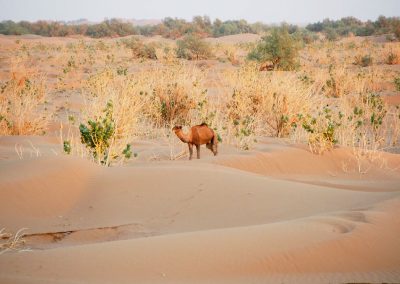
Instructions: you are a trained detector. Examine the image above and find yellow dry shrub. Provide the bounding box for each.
[137,64,209,128]
[223,63,319,149]
[383,43,400,65]
[317,65,384,98]
[0,60,48,135]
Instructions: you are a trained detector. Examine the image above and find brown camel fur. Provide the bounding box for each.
[172,123,218,160]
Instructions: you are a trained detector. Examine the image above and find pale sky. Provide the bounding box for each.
[0,0,398,23]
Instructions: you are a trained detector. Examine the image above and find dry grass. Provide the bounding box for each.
[0,59,48,135]
[139,64,208,128]
[222,63,320,148]
[0,228,29,255]
[2,35,399,167]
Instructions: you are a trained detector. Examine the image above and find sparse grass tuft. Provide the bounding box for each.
[0,228,29,255]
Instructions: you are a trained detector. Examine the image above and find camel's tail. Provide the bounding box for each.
[211,131,218,156]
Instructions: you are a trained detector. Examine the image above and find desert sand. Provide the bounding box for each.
[0,34,400,283]
[0,134,400,284]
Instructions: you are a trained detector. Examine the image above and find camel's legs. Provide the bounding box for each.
[213,144,218,156]
[207,142,217,156]
[196,144,200,159]
[188,143,193,160]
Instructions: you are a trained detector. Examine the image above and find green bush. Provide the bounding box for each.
[79,101,115,165]
[86,19,137,38]
[176,34,213,60]
[325,28,338,41]
[298,106,343,154]
[247,27,300,71]
[122,144,132,159]
[212,19,254,37]
[348,93,387,142]
[63,140,72,154]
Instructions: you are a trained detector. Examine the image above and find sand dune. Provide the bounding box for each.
[0,193,399,283]
[1,135,400,283]
[216,142,400,191]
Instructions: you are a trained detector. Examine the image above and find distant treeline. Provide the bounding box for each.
[306,16,400,39]
[0,15,399,39]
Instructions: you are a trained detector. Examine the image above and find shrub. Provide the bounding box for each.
[63,140,72,154]
[355,26,375,36]
[86,19,137,38]
[146,67,209,127]
[212,19,254,37]
[68,69,144,166]
[226,89,258,150]
[121,37,157,60]
[354,54,373,67]
[386,51,399,65]
[78,101,135,166]
[176,34,213,60]
[0,68,47,135]
[122,144,132,159]
[247,27,300,71]
[344,93,387,147]
[116,66,128,76]
[394,77,400,91]
[325,28,338,41]
[323,65,350,98]
[224,65,317,148]
[151,82,197,126]
[321,65,382,98]
[299,106,343,154]
[364,94,387,141]
[386,34,396,42]
[79,101,116,165]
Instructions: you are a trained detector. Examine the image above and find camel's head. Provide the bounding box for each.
[172,125,182,132]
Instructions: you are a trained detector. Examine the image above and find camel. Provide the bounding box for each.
[172,123,218,160]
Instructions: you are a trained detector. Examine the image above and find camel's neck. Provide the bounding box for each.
[175,130,190,143]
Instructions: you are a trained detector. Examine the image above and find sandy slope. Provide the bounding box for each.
[0,135,400,283]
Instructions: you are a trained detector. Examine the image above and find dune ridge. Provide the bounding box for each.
[1,137,400,283]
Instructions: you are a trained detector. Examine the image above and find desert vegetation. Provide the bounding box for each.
[0,19,399,169]
[0,228,28,255]
[0,60,48,135]
[176,34,213,60]
[1,16,399,40]
[247,26,301,70]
